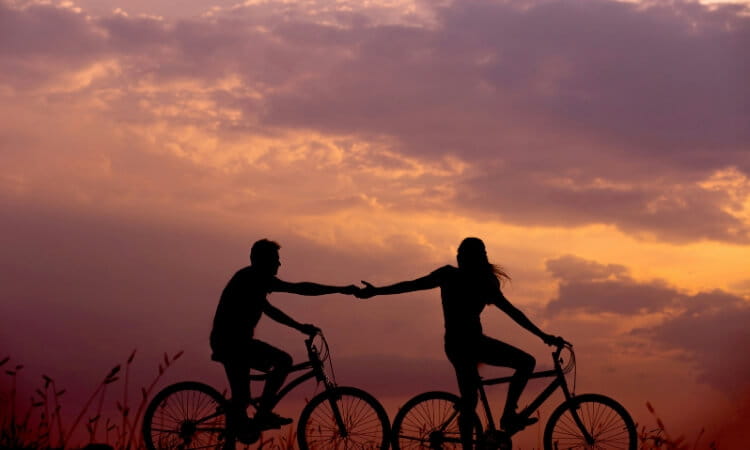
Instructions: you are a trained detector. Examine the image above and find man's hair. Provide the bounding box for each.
[250,239,281,265]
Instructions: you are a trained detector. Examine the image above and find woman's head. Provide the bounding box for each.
[457,237,489,269]
[457,237,511,285]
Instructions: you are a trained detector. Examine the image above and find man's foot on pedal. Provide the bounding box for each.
[227,415,260,444]
[235,424,260,445]
[500,414,538,432]
[255,410,293,429]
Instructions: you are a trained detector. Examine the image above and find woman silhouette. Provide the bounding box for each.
[357,237,565,449]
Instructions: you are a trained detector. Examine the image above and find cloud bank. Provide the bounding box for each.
[2,0,749,244]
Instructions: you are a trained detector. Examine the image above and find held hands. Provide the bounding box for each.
[354,281,377,299]
[341,284,361,296]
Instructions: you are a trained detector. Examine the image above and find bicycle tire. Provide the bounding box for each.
[543,393,636,450]
[297,386,391,450]
[142,381,231,450]
[391,391,483,450]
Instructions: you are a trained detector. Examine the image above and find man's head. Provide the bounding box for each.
[250,239,281,276]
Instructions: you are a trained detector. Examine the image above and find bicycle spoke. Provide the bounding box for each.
[302,391,386,449]
[144,383,228,450]
[393,393,480,450]
[546,395,635,450]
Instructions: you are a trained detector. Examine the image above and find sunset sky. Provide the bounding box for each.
[1,0,749,447]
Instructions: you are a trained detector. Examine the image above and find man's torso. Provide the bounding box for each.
[210,266,277,354]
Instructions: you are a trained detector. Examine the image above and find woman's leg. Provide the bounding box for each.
[478,336,535,425]
[447,344,480,450]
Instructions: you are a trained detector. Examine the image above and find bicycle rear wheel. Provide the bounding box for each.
[391,391,483,450]
[142,381,231,450]
[297,386,390,450]
[543,393,636,450]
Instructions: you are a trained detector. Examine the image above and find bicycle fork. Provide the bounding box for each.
[326,391,350,439]
[558,379,595,446]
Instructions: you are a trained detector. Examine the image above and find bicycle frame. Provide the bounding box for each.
[475,344,593,443]
[477,345,570,432]
[246,334,333,412]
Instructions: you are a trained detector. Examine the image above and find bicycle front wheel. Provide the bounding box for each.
[297,386,390,450]
[391,391,483,450]
[142,381,230,450]
[543,393,636,450]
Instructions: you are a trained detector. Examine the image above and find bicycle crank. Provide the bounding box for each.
[481,430,512,450]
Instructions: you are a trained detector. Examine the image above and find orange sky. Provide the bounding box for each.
[1,0,749,447]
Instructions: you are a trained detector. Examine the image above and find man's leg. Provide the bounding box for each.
[222,359,252,420]
[478,336,536,429]
[247,339,293,425]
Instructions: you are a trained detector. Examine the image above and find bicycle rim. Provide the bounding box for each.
[392,391,482,450]
[543,393,636,450]
[143,382,229,450]
[297,386,390,450]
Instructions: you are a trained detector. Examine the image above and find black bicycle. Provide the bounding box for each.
[391,343,636,450]
[142,331,391,449]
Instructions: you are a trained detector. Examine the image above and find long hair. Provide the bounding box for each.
[457,237,511,287]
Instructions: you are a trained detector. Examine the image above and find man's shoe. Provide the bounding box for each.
[227,414,260,444]
[235,424,260,445]
[500,414,538,432]
[255,410,293,429]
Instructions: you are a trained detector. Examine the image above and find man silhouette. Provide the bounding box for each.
[210,239,358,439]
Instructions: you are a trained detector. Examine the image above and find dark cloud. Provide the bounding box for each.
[458,169,750,244]
[544,254,750,392]
[259,0,750,160]
[545,255,680,314]
[1,0,749,244]
[0,2,103,57]
[635,291,750,393]
[545,254,629,282]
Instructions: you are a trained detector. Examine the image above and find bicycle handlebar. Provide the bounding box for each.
[304,329,323,351]
[552,340,573,360]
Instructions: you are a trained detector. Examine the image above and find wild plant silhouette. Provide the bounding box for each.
[1,350,183,449]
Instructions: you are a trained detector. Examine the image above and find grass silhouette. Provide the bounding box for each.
[637,402,718,450]
[1,353,300,450]
[2,354,724,449]
[1,350,183,449]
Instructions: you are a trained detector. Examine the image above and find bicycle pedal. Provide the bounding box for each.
[233,425,261,445]
[482,430,512,450]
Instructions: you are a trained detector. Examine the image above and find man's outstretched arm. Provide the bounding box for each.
[272,279,358,296]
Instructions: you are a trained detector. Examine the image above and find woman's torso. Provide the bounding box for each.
[433,265,497,346]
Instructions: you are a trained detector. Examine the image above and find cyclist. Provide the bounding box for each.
[356,237,565,450]
[210,239,358,441]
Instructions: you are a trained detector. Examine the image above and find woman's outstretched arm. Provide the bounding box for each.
[356,274,439,298]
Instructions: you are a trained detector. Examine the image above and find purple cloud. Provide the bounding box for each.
[544,254,750,392]
[634,291,750,393]
[545,255,680,315]
[1,0,749,244]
